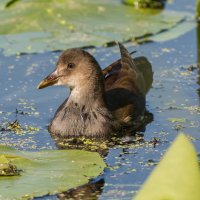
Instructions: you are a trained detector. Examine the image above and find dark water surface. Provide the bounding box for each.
[0,0,199,199]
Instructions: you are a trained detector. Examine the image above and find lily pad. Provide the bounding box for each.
[149,21,196,42]
[134,134,200,200]
[0,145,106,199]
[0,0,194,55]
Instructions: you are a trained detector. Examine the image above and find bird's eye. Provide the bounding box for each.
[68,63,75,69]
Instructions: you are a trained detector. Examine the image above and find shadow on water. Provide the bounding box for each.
[57,178,104,200]
[35,178,105,200]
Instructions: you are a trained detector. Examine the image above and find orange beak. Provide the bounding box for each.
[37,70,59,89]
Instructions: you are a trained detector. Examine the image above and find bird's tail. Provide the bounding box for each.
[118,42,153,96]
[134,56,153,95]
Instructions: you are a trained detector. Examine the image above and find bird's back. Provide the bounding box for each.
[103,44,153,125]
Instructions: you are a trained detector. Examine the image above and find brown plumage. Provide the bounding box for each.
[37,43,153,138]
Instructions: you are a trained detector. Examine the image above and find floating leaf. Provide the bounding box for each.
[149,21,196,42]
[0,0,194,55]
[134,134,200,200]
[0,146,106,199]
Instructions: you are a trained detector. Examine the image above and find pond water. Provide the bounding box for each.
[0,0,199,199]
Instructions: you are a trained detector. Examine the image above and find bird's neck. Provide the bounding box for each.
[68,81,107,109]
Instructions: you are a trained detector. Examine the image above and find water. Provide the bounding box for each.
[0,0,199,199]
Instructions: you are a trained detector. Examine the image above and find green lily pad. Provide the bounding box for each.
[149,21,196,42]
[134,134,200,200]
[0,0,194,55]
[0,145,106,199]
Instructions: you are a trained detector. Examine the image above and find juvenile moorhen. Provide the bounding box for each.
[37,43,153,138]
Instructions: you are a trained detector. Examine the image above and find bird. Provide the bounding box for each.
[37,43,153,138]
